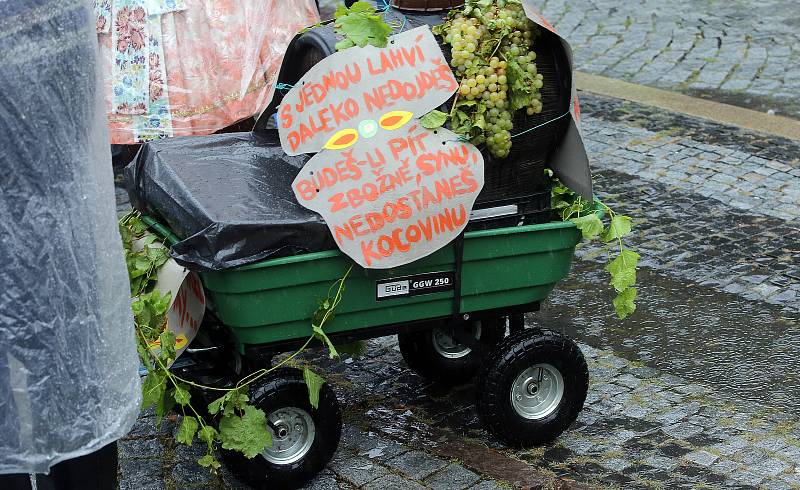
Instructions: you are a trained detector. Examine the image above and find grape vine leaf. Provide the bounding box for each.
[198,426,219,446]
[173,383,191,406]
[176,416,199,445]
[601,215,632,242]
[208,388,250,417]
[335,340,367,358]
[613,287,637,319]
[506,59,534,111]
[303,367,325,409]
[606,248,640,292]
[224,388,250,417]
[313,324,339,359]
[142,234,157,246]
[207,393,227,415]
[198,454,221,471]
[420,110,448,129]
[155,384,176,426]
[334,1,392,50]
[570,214,604,240]
[158,330,177,364]
[140,370,166,410]
[219,405,272,459]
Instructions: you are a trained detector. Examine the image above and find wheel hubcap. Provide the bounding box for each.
[431,323,482,359]
[510,364,564,419]
[261,407,315,465]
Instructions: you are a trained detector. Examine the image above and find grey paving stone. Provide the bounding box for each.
[615,374,643,389]
[711,437,750,456]
[363,474,427,490]
[172,441,207,462]
[302,469,352,490]
[684,450,719,467]
[754,436,790,452]
[780,473,800,487]
[384,450,449,480]
[423,463,481,490]
[644,453,680,472]
[749,457,792,478]
[330,455,389,486]
[126,415,176,437]
[118,458,165,490]
[734,469,766,486]
[622,405,653,419]
[762,478,794,490]
[467,481,504,490]
[118,438,165,459]
[674,384,711,396]
[171,458,216,486]
[661,423,703,439]
[338,426,409,462]
[598,458,633,472]
[711,458,744,475]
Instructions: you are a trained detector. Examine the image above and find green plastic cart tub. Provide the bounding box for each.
[144,216,587,349]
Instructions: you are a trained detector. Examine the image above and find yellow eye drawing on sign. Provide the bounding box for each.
[324,128,359,150]
[379,111,413,131]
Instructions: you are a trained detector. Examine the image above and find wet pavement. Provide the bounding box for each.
[318,0,800,118]
[538,0,800,119]
[116,3,800,488]
[117,90,800,489]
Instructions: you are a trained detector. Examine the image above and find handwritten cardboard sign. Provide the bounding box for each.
[294,125,484,268]
[142,245,205,363]
[278,26,458,156]
[279,26,485,269]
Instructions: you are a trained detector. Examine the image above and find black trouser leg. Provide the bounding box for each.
[1,441,120,490]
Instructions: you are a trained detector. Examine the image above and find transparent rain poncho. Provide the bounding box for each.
[0,0,140,474]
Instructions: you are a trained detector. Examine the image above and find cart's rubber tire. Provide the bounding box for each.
[476,328,588,447]
[221,368,341,490]
[398,318,506,386]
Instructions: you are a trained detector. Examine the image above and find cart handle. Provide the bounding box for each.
[141,215,181,247]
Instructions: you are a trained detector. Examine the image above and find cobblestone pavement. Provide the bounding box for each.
[116,90,800,489]
[538,0,800,119]
[580,96,800,310]
[317,0,800,118]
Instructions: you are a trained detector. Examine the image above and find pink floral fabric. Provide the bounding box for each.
[94,0,111,33]
[97,0,319,144]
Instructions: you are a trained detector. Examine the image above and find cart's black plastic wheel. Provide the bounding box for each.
[476,328,588,447]
[221,367,341,490]
[398,318,506,386]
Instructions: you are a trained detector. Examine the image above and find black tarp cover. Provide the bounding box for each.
[126,131,335,271]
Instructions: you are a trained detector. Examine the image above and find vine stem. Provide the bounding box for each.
[448,92,460,120]
[137,329,209,434]
[235,265,351,389]
[139,265,353,396]
[489,34,505,59]
[235,335,314,389]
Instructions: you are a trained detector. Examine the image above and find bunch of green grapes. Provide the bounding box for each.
[440,1,544,158]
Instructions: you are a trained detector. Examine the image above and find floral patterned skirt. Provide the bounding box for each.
[96,0,318,144]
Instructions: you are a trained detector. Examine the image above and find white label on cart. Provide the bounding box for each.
[376,271,454,300]
[376,279,410,299]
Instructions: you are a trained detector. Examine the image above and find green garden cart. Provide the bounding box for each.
[127,3,594,487]
[142,212,592,488]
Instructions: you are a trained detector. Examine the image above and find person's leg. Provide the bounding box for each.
[0,473,32,490]
[43,441,118,490]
